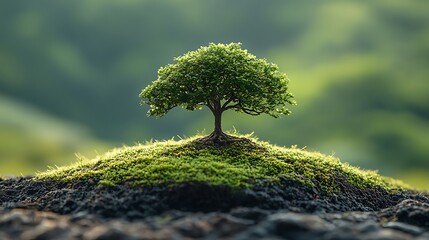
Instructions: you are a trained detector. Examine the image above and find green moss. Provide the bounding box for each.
[36,134,410,192]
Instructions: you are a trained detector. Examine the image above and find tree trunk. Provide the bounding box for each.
[213,110,223,136]
[200,101,234,144]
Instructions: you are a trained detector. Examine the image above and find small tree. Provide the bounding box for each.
[140,43,295,142]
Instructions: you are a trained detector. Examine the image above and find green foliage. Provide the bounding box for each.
[140,43,295,118]
[37,135,410,192]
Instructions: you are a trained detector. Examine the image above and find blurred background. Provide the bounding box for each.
[0,0,428,189]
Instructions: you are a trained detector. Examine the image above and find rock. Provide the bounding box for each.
[83,226,131,240]
[262,212,335,239]
[2,207,429,240]
[208,214,253,237]
[383,222,423,236]
[337,211,376,223]
[357,220,380,233]
[229,207,269,223]
[379,199,429,228]
[416,233,429,240]
[69,211,90,222]
[0,209,34,226]
[21,224,71,240]
[364,229,414,240]
[172,216,213,238]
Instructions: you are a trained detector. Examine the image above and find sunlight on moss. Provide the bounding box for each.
[36,134,411,192]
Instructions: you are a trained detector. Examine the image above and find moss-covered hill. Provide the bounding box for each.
[36,135,409,193]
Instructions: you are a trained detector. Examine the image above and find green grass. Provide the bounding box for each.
[36,134,410,192]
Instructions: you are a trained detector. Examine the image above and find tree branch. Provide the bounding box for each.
[241,107,263,116]
[223,103,240,111]
[221,95,235,110]
[206,100,214,112]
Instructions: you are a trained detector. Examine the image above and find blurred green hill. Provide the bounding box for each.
[0,0,428,189]
[0,95,109,175]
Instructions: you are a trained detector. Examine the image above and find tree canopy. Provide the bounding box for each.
[140,42,295,141]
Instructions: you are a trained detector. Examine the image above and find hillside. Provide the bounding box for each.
[1,135,428,239]
[37,135,408,192]
[0,95,110,175]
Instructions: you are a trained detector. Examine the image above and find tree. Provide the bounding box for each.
[140,43,295,142]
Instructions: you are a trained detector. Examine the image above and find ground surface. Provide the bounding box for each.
[1,177,428,239]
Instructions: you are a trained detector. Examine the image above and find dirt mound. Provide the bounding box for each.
[1,177,429,239]
[0,177,425,219]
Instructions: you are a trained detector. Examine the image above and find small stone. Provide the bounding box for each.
[266,212,334,239]
[83,226,109,239]
[21,220,70,240]
[269,212,335,231]
[383,222,423,236]
[172,217,213,238]
[380,199,429,228]
[322,229,361,240]
[343,211,375,222]
[69,211,90,222]
[365,228,414,240]
[75,218,97,228]
[83,225,131,240]
[209,214,253,237]
[125,210,146,220]
[229,208,268,222]
[0,209,34,226]
[416,233,429,240]
[233,225,271,240]
[356,220,379,233]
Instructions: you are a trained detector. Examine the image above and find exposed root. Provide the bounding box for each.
[192,131,255,148]
[200,131,236,143]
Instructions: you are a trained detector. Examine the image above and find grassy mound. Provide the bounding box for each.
[36,135,410,192]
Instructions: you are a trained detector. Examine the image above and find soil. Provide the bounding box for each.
[191,134,256,148]
[1,176,428,239]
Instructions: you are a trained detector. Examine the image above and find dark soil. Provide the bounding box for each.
[1,176,428,239]
[191,134,257,148]
[0,176,424,219]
